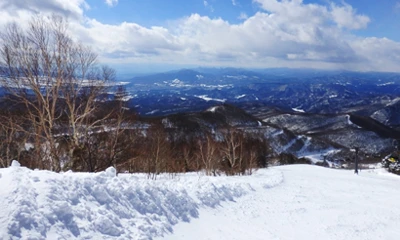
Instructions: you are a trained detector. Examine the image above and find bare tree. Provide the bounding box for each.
[132,123,172,179]
[181,140,197,172]
[0,15,115,171]
[219,128,269,175]
[197,134,220,176]
[0,114,24,167]
[220,127,243,175]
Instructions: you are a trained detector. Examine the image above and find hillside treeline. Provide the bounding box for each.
[0,99,269,176]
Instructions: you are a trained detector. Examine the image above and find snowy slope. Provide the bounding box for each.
[161,166,400,240]
[1,164,400,240]
[0,163,282,240]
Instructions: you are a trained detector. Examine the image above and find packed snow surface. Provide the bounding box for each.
[162,166,400,240]
[1,164,400,240]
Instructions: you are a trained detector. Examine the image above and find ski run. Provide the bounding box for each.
[0,162,400,240]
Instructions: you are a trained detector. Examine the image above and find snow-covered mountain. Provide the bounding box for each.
[147,103,396,165]
[371,98,400,128]
[111,68,400,163]
[261,112,397,155]
[124,68,400,117]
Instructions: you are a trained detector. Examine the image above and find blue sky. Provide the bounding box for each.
[84,0,257,26]
[338,0,400,41]
[84,0,400,41]
[0,0,400,73]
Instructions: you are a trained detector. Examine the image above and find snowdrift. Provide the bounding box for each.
[0,163,283,239]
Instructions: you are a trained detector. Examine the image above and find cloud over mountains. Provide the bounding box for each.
[0,0,399,72]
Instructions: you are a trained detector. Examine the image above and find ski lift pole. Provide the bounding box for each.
[354,147,359,174]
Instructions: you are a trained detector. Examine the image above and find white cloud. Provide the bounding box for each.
[238,12,248,20]
[350,37,400,72]
[253,0,369,30]
[330,2,369,29]
[0,0,399,72]
[105,0,118,7]
[232,0,238,6]
[0,0,88,20]
[79,19,185,58]
[203,0,214,12]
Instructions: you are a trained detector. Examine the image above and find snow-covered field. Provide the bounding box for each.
[1,163,400,240]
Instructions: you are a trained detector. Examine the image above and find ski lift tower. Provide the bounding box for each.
[351,147,360,174]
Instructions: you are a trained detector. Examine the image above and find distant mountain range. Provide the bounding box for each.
[122,68,400,123]
[2,67,400,163]
[118,68,400,162]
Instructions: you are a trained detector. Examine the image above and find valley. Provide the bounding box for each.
[1,67,399,170]
[115,68,400,167]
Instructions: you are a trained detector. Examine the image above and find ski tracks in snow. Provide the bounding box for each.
[162,166,400,240]
[2,164,399,240]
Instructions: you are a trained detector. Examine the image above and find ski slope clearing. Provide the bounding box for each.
[0,163,399,240]
[162,166,400,240]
